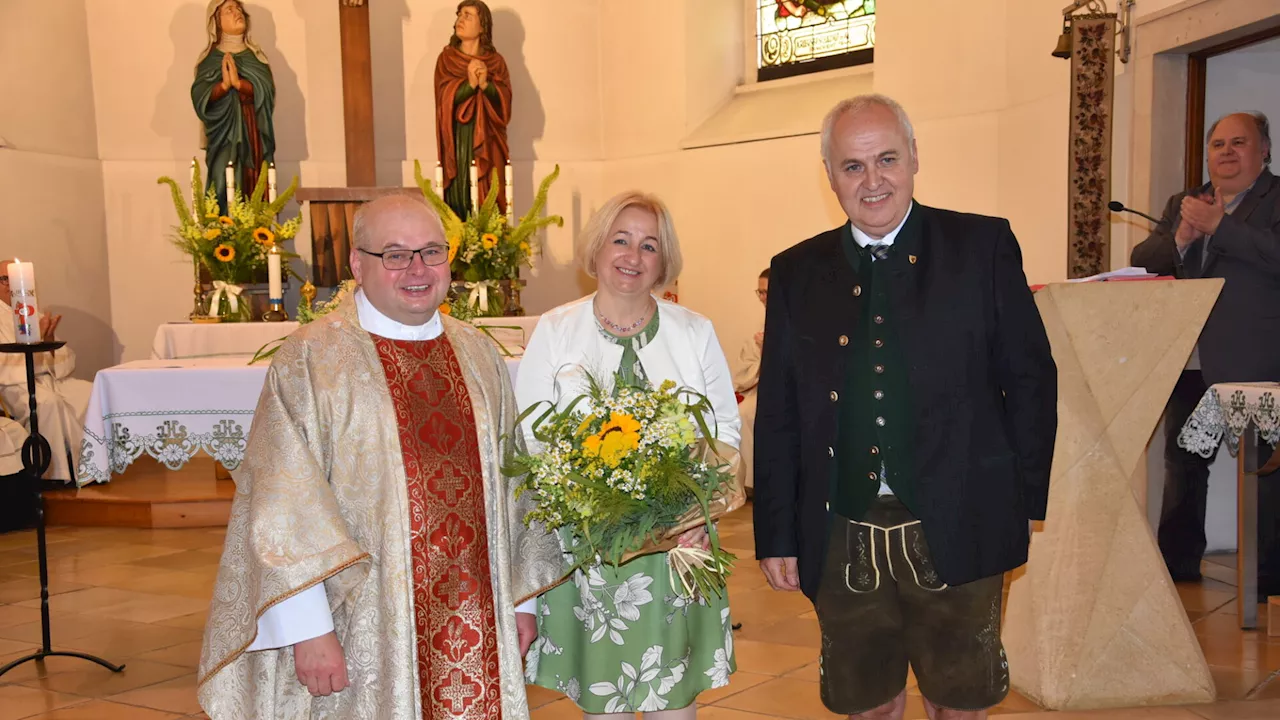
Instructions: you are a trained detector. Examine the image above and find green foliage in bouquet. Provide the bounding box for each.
[504,373,737,600]
[411,160,564,286]
[158,159,302,284]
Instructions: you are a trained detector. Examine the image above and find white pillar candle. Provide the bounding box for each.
[267,164,277,202]
[469,161,479,212]
[7,259,40,344]
[505,162,514,222]
[267,247,283,301]
[225,161,235,201]
[435,162,444,191]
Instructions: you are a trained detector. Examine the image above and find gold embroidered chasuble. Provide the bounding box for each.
[197,297,566,719]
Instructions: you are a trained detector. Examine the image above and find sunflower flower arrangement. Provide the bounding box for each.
[411,160,563,317]
[504,373,741,600]
[159,159,302,319]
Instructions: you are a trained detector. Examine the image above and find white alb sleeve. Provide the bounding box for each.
[247,583,334,651]
[515,597,537,614]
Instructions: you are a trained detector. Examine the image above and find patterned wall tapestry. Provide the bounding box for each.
[1066,14,1117,279]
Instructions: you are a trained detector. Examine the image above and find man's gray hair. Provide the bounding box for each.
[1206,111,1272,166]
[820,94,916,166]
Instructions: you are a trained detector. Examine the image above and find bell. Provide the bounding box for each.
[1052,28,1073,59]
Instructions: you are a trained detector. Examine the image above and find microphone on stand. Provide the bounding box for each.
[1107,200,1161,225]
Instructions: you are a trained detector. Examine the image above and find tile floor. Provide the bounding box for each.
[0,508,1278,719]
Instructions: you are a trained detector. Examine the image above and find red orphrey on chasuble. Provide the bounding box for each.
[372,335,503,720]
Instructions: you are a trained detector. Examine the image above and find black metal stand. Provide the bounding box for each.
[0,341,124,677]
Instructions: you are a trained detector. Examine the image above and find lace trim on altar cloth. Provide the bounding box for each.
[77,413,252,484]
[1178,385,1280,459]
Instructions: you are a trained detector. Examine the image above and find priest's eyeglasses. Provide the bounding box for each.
[357,245,450,270]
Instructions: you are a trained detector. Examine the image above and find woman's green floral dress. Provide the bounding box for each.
[524,313,737,712]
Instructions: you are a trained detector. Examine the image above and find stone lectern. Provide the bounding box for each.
[1003,278,1223,710]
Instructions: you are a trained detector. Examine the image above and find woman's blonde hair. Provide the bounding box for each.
[577,191,683,289]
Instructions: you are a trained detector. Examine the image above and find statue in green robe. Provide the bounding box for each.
[192,0,276,213]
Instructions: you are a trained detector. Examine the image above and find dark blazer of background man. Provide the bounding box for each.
[1130,112,1280,595]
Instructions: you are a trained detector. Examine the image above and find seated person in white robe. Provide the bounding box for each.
[0,416,26,477]
[733,268,768,492]
[0,265,92,483]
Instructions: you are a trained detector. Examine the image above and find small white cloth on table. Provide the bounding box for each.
[151,322,300,360]
[1178,382,1280,458]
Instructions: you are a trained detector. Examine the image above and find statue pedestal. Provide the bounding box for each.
[1003,279,1222,710]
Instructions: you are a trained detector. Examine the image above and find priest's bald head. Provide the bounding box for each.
[350,195,451,326]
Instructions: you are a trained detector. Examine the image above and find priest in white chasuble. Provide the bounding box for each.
[198,195,566,720]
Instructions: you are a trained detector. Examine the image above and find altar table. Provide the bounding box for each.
[151,322,300,360]
[79,355,520,485]
[1180,382,1280,629]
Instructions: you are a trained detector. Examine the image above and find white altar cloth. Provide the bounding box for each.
[79,354,521,485]
[151,322,300,360]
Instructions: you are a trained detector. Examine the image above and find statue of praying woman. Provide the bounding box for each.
[192,0,276,213]
[435,0,512,219]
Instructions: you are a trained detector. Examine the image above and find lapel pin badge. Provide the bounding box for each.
[909,254,918,264]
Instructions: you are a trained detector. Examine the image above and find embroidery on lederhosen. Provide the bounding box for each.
[977,592,1008,694]
[902,523,948,591]
[844,522,880,593]
[843,520,951,593]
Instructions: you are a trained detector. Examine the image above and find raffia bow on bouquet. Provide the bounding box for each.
[503,373,745,600]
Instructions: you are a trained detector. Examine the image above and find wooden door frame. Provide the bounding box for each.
[1185,24,1280,189]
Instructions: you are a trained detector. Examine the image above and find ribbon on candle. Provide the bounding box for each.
[464,280,496,313]
[209,281,244,315]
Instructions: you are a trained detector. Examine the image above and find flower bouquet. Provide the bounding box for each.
[504,374,744,599]
[159,159,302,321]
[411,160,563,317]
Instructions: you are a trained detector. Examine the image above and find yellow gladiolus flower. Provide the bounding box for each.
[219,216,234,226]
[481,233,498,250]
[519,241,531,253]
[253,227,275,246]
[203,228,221,240]
[214,244,235,262]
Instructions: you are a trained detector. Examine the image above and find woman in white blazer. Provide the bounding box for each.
[517,191,741,719]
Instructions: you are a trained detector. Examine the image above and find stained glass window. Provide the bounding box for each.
[757,0,875,82]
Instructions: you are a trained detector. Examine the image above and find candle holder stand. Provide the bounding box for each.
[262,299,288,322]
[0,342,125,678]
[188,258,206,321]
